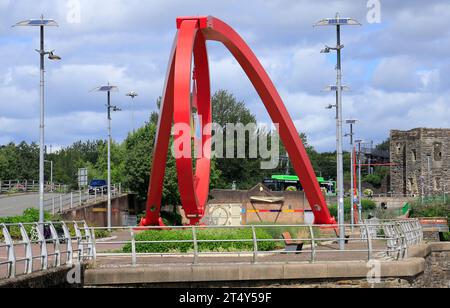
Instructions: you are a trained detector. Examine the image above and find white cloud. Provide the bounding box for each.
[0,0,449,152]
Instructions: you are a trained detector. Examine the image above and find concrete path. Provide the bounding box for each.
[0,193,60,217]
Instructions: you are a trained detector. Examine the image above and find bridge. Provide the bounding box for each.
[0,184,123,216]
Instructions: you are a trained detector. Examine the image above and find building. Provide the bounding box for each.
[390,128,450,197]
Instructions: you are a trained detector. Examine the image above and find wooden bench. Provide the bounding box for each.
[282,232,304,254]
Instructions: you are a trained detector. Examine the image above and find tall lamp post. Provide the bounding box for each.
[93,85,121,230]
[315,13,360,250]
[14,16,61,225]
[346,119,357,227]
[126,91,138,132]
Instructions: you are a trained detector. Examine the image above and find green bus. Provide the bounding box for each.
[262,175,337,196]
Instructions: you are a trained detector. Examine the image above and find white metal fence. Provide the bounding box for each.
[0,219,424,281]
[43,184,122,215]
[91,219,423,266]
[0,221,94,279]
[0,180,68,195]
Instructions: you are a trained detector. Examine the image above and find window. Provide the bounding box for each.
[434,143,443,161]
[396,143,403,155]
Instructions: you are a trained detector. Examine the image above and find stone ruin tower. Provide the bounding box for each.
[390,128,450,197]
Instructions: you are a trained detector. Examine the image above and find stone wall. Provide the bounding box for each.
[391,128,450,196]
[412,250,450,288]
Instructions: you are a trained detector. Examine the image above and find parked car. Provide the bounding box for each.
[88,179,108,195]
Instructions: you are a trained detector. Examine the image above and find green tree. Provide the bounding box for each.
[212,90,264,189]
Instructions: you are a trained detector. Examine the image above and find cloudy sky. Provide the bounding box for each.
[0,0,449,152]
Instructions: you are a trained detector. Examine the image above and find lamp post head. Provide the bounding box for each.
[14,18,59,27]
[314,14,361,27]
[346,119,357,125]
[92,85,119,93]
[126,91,138,99]
[48,51,61,61]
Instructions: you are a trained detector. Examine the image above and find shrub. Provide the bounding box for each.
[410,202,450,242]
[328,198,376,220]
[123,228,276,253]
[0,208,54,239]
[410,203,450,219]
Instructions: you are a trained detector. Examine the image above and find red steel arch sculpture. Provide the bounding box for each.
[141,16,336,226]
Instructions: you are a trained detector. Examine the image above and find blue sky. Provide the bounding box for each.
[0,0,449,152]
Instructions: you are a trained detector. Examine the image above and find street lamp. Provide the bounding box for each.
[345,119,358,227]
[315,12,360,251]
[14,16,61,226]
[355,139,365,221]
[92,84,121,230]
[126,91,138,132]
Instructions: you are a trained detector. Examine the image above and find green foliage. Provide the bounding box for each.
[363,167,389,189]
[123,228,276,253]
[0,208,53,239]
[94,229,112,239]
[328,199,377,221]
[0,142,39,180]
[410,203,450,219]
[410,202,450,242]
[212,90,262,189]
[0,208,52,224]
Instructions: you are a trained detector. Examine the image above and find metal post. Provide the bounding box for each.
[192,226,199,264]
[251,226,258,263]
[358,142,363,221]
[38,25,45,227]
[107,90,112,230]
[131,229,137,266]
[335,24,346,250]
[346,120,356,228]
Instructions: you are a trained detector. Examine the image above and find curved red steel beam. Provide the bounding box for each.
[142,16,335,226]
[173,21,212,225]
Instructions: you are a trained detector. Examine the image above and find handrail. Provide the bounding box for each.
[89,219,423,266]
[0,221,94,280]
[0,219,424,281]
[42,183,122,214]
[0,180,68,194]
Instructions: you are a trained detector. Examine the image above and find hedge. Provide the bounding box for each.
[328,198,377,220]
[123,228,277,253]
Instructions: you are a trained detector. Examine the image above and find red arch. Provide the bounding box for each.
[141,16,336,226]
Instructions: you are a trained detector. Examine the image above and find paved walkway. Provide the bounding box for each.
[0,193,60,217]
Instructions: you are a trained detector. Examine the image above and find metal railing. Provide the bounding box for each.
[361,219,423,259]
[0,221,94,280]
[43,184,122,215]
[0,180,68,195]
[0,219,424,281]
[90,219,423,267]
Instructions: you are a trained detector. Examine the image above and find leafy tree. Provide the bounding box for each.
[212,90,264,189]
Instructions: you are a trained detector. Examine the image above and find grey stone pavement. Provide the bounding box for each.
[0,193,61,217]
